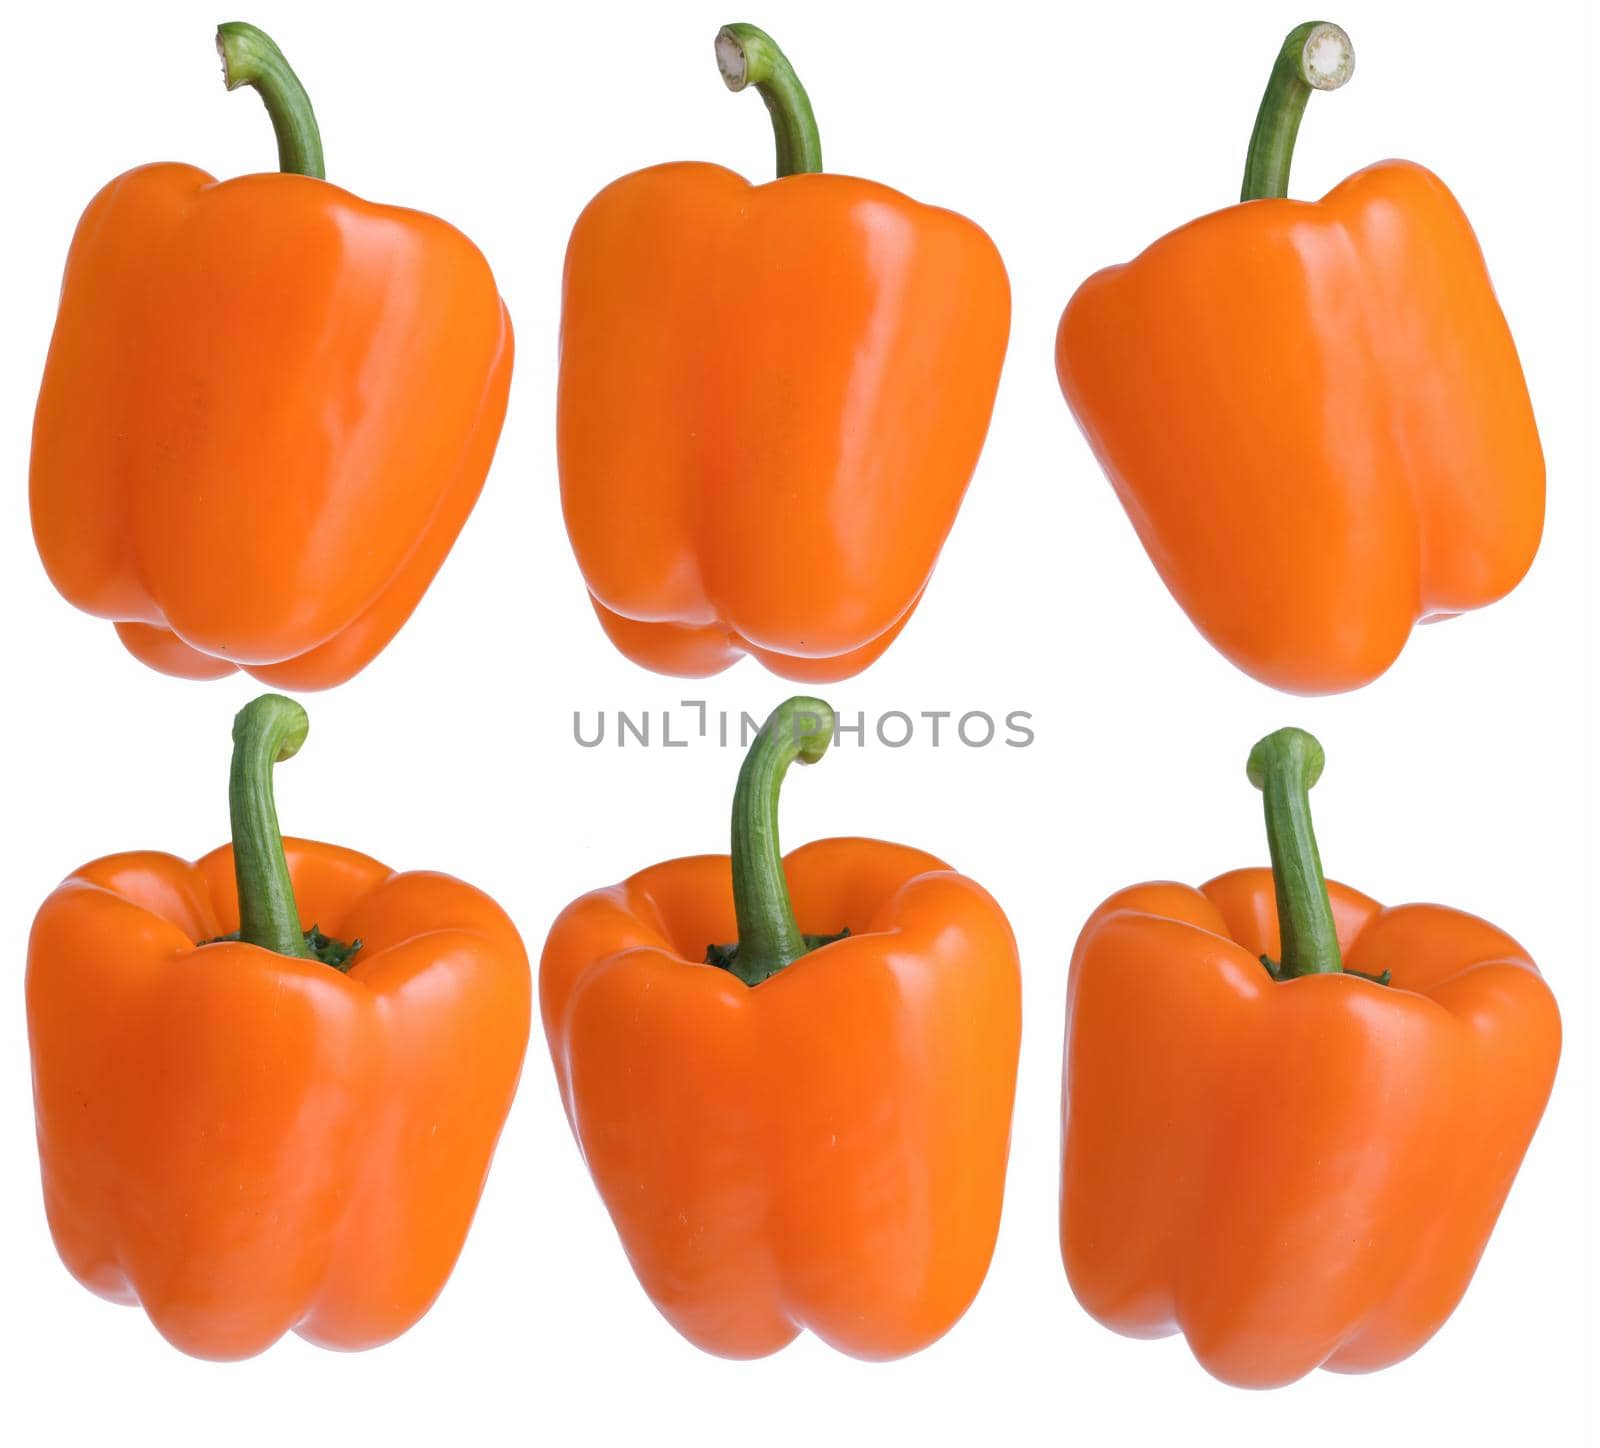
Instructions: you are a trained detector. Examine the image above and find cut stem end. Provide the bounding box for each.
[715,28,749,90]
[1300,22,1355,90]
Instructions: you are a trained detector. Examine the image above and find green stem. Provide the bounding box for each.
[224,695,359,970]
[1240,21,1354,201]
[705,697,842,987]
[216,21,325,179]
[715,23,822,177]
[230,695,313,958]
[1246,727,1343,978]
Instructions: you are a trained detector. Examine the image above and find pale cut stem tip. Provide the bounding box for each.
[715,28,749,90]
[1300,23,1355,91]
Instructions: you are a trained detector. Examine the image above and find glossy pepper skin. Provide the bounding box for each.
[558,26,1009,681]
[1060,729,1560,1388]
[1055,23,1542,694]
[30,24,512,689]
[26,697,531,1359]
[541,699,1021,1358]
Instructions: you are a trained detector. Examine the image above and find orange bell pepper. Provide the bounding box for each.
[541,697,1021,1358]
[558,25,1010,680]
[25,695,530,1360]
[30,22,512,689]
[1061,726,1561,1388]
[1055,22,1543,694]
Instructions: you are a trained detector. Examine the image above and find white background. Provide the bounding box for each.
[2,0,1594,1442]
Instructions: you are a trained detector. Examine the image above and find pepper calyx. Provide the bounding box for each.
[202,923,362,972]
[1258,951,1390,988]
[705,927,850,988]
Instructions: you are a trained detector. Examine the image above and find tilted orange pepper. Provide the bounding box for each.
[1061,727,1560,1388]
[558,25,1010,680]
[1055,22,1543,694]
[541,697,1021,1357]
[30,23,512,688]
[26,695,530,1359]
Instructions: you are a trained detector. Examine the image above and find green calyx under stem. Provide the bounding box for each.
[705,929,852,976]
[1258,953,1391,988]
[1246,726,1385,986]
[203,924,361,972]
[219,694,359,970]
[216,20,326,179]
[1240,20,1354,201]
[715,22,823,177]
[705,696,844,987]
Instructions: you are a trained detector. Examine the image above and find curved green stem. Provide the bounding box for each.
[715,23,822,177]
[705,697,843,986]
[217,21,325,179]
[1241,21,1354,201]
[223,695,359,969]
[1246,727,1343,978]
[230,695,314,958]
